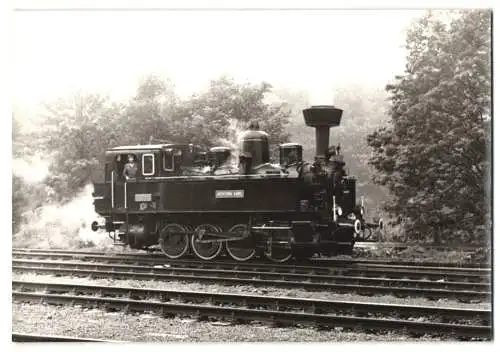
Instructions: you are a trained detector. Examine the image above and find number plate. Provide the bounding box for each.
[134,193,152,202]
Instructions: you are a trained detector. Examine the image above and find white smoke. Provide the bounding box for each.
[309,85,335,106]
[216,118,246,167]
[12,151,115,252]
[13,184,113,249]
[12,155,49,184]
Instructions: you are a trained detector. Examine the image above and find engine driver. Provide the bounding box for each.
[123,154,138,180]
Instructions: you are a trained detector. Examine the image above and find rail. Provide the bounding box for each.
[11,251,491,280]
[12,281,492,339]
[12,260,491,301]
[12,247,491,268]
[12,332,116,342]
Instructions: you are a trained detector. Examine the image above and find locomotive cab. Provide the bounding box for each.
[106,145,163,181]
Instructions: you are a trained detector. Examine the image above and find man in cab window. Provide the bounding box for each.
[123,154,138,181]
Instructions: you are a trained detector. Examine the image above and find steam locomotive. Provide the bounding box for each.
[91,105,382,262]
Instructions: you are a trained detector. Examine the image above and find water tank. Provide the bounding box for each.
[240,121,270,167]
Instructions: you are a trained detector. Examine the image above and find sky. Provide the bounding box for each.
[12,9,426,120]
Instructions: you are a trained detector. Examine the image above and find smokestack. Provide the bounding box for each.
[303,105,343,158]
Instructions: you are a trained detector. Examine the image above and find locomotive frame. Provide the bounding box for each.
[91,105,383,262]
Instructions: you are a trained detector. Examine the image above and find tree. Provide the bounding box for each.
[281,86,391,215]
[367,10,491,243]
[330,86,391,215]
[37,92,124,200]
[31,76,292,201]
[164,76,291,159]
[12,113,29,233]
[123,74,178,145]
[12,114,25,158]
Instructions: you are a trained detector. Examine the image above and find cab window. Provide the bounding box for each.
[142,154,155,176]
[163,149,174,171]
[115,154,131,179]
[105,163,111,182]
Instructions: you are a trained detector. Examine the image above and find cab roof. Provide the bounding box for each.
[105,143,202,156]
[109,144,167,151]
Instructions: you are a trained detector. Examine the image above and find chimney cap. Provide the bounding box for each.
[303,105,343,127]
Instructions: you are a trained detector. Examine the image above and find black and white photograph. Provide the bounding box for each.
[7,0,494,345]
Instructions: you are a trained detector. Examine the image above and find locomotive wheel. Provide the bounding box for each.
[191,224,224,260]
[264,231,293,263]
[159,223,190,259]
[225,224,256,262]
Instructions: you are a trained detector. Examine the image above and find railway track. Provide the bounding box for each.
[12,333,115,342]
[12,250,491,283]
[13,259,491,301]
[12,247,491,268]
[12,280,492,339]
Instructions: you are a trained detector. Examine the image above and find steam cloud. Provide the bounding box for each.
[216,118,246,167]
[12,155,49,184]
[12,156,113,250]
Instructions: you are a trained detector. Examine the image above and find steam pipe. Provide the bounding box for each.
[332,196,337,222]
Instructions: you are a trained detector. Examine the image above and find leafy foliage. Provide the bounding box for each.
[16,75,292,205]
[283,86,391,216]
[170,77,291,153]
[12,114,30,233]
[367,10,491,243]
[32,93,125,200]
[12,175,26,233]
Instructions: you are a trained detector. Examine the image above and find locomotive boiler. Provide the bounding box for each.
[91,105,382,262]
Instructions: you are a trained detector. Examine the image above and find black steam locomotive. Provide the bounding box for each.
[91,106,382,262]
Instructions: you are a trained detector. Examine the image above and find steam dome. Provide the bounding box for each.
[240,120,270,167]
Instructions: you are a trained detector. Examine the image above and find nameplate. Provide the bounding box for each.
[215,190,244,199]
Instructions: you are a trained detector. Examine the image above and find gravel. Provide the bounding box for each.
[352,246,491,266]
[12,270,490,342]
[12,303,450,342]
[12,273,491,310]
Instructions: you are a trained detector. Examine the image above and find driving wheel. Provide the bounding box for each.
[191,224,224,260]
[225,224,256,262]
[159,223,189,259]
